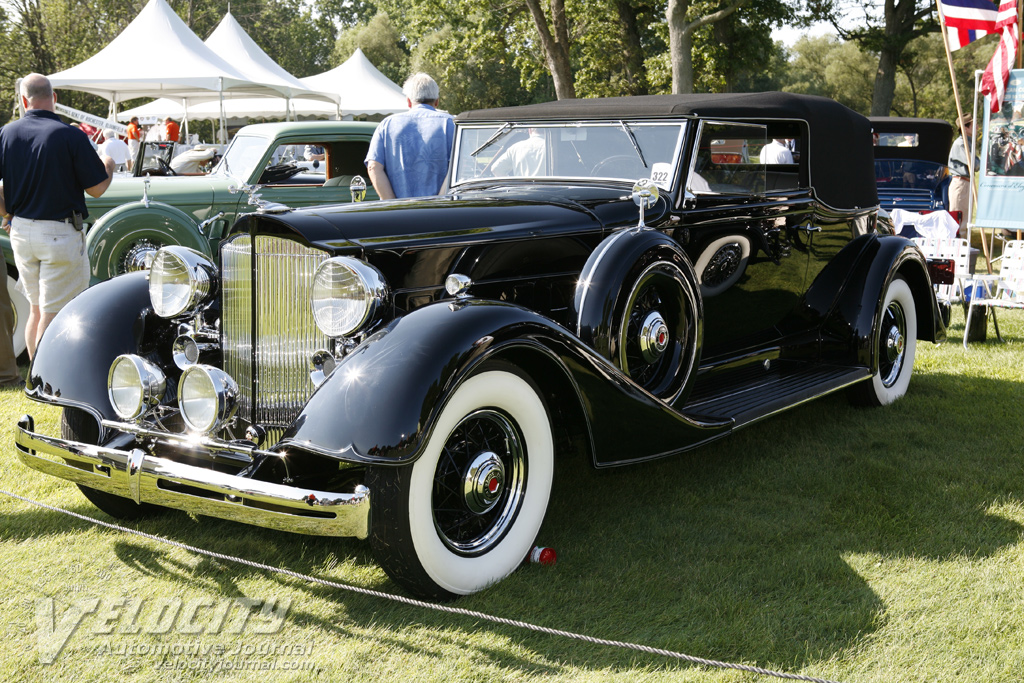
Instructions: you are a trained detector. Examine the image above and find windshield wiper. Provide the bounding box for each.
[471,123,516,157]
[619,120,648,169]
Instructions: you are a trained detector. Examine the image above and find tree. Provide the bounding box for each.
[523,0,575,98]
[825,0,939,115]
[332,12,410,84]
[667,0,751,93]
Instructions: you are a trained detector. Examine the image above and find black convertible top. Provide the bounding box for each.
[869,117,954,165]
[457,92,877,210]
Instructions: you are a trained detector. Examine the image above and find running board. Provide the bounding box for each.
[683,361,871,429]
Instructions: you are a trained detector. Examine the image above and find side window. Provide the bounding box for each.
[689,122,767,195]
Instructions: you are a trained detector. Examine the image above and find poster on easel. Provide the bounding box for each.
[976,68,1024,228]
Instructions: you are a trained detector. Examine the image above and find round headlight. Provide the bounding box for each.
[178,365,238,434]
[149,246,217,318]
[108,354,166,420]
[311,257,389,337]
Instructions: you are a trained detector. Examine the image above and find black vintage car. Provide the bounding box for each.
[16,93,946,601]
[870,117,955,215]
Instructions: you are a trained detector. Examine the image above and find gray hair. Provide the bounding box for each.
[403,73,439,104]
[20,73,53,101]
[103,128,116,140]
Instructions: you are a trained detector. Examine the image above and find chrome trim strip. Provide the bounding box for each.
[15,416,370,539]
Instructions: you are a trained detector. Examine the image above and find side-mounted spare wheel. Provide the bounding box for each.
[61,407,166,520]
[575,230,702,405]
[366,361,554,601]
[86,201,212,283]
[7,270,28,360]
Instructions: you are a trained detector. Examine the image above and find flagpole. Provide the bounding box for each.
[937,1,972,157]
[936,0,987,267]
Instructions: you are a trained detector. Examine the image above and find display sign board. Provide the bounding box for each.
[977,69,1024,229]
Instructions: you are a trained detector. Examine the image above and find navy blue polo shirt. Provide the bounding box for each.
[0,109,108,220]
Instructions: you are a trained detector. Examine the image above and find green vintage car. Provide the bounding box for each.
[2,119,379,356]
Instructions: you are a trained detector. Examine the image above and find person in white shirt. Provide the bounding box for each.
[759,139,794,164]
[490,129,546,177]
[98,129,130,170]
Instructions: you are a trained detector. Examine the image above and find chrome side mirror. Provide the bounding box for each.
[631,178,659,230]
[350,175,367,203]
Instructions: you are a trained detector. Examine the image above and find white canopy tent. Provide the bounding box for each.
[118,48,407,125]
[48,0,333,138]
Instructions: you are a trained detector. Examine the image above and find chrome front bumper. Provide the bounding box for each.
[14,415,369,539]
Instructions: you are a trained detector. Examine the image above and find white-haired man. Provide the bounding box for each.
[98,128,130,170]
[0,73,114,359]
[364,73,455,199]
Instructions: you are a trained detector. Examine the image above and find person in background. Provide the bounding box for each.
[0,73,114,359]
[948,113,977,238]
[304,144,325,162]
[98,129,130,171]
[164,117,181,143]
[759,138,794,164]
[125,116,142,171]
[364,73,454,199]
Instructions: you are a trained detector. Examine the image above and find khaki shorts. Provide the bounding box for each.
[10,217,90,314]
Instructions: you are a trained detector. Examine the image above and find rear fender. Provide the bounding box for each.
[86,201,210,283]
[821,235,944,368]
[278,299,731,468]
[26,272,154,424]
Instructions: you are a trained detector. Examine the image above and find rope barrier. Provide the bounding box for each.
[0,487,845,683]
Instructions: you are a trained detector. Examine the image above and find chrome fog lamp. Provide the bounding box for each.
[148,246,217,318]
[310,257,389,337]
[178,365,238,434]
[108,354,166,420]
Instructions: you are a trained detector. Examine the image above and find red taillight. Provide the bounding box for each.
[928,258,956,285]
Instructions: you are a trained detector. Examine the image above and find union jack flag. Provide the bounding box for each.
[980,0,1020,112]
[939,0,999,50]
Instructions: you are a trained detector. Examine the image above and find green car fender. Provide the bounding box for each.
[86,200,214,284]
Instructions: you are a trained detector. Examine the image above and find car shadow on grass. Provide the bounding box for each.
[4,371,1024,677]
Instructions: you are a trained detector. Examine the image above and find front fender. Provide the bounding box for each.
[278,299,731,468]
[86,201,211,283]
[26,272,152,422]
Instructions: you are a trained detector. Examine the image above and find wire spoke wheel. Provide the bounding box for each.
[432,409,526,555]
[615,261,697,402]
[368,363,553,600]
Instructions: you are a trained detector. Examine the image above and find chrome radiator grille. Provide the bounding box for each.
[221,235,330,428]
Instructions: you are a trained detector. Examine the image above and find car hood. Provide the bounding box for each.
[86,174,221,218]
[276,185,651,251]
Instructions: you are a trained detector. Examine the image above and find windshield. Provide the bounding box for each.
[451,121,687,190]
[211,134,272,183]
[875,159,949,192]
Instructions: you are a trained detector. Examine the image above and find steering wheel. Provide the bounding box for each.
[591,155,646,179]
[156,156,176,176]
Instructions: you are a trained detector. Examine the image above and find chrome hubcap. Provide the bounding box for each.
[463,451,506,514]
[880,300,907,387]
[639,311,670,364]
[120,241,160,274]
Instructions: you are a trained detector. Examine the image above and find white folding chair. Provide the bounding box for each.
[964,240,1024,348]
[913,237,971,308]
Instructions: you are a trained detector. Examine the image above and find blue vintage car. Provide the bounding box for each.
[16,93,946,600]
[871,116,954,216]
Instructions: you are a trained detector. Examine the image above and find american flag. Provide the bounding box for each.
[979,0,1020,113]
[940,0,999,50]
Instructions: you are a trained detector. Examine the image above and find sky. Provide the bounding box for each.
[771,21,839,48]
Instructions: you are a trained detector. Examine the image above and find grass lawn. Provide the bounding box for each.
[2,305,1023,682]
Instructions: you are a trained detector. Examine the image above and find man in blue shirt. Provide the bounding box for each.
[0,73,114,359]
[364,73,455,199]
